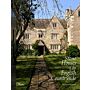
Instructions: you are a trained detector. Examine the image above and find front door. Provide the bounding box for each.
[38,46,44,55]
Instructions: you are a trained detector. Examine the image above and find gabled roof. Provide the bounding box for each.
[59,19,67,29]
[34,19,50,29]
[31,17,67,29]
[11,16,67,30]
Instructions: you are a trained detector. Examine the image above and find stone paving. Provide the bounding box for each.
[29,57,57,90]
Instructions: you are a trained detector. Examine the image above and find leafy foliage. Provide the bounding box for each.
[16,42,25,57]
[11,0,39,62]
[32,41,39,56]
[22,49,34,55]
[66,45,80,58]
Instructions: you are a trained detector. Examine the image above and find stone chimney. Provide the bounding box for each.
[65,8,73,21]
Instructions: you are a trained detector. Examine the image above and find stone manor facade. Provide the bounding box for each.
[20,16,67,53]
[19,6,80,54]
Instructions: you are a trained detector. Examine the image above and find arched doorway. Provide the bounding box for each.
[38,40,45,55]
[33,40,50,56]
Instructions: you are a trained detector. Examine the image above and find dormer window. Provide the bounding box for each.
[53,23,57,28]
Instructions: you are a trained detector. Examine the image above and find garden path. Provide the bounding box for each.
[29,56,57,90]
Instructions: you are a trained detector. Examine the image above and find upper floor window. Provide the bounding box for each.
[51,33,58,39]
[23,33,29,39]
[53,23,57,28]
[78,10,80,17]
[38,33,43,38]
[38,30,43,38]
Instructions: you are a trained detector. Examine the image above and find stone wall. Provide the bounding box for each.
[67,6,80,48]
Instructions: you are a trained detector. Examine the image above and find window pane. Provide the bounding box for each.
[51,45,52,49]
[53,23,57,27]
[51,34,57,39]
[78,11,80,17]
[28,34,29,39]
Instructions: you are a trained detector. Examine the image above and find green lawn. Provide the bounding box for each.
[44,55,80,90]
[16,56,37,90]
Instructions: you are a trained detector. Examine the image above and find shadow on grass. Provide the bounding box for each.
[16,68,33,78]
[16,59,37,90]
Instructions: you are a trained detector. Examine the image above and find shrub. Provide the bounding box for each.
[49,52,57,55]
[32,42,40,56]
[66,45,80,58]
[22,49,33,55]
[16,43,25,57]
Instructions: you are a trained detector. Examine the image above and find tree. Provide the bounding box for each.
[11,1,39,89]
[66,45,80,58]
[11,0,39,63]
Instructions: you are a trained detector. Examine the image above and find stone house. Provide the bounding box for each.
[19,5,80,55]
[20,16,67,54]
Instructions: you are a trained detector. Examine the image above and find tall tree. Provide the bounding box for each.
[11,0,39,63]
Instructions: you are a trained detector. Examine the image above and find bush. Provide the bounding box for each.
[49,52,57,55]
[66,45,80,58]
[16,43,25,57]
[32,42,40,56]
[22,49,33,55]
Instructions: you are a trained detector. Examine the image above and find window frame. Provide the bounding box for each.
[38,30,43,38]
[53,23,57,28]
[51,33,58,39]
[50,44,59,50]
[23,33,30,39]
[78,10,80,17]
